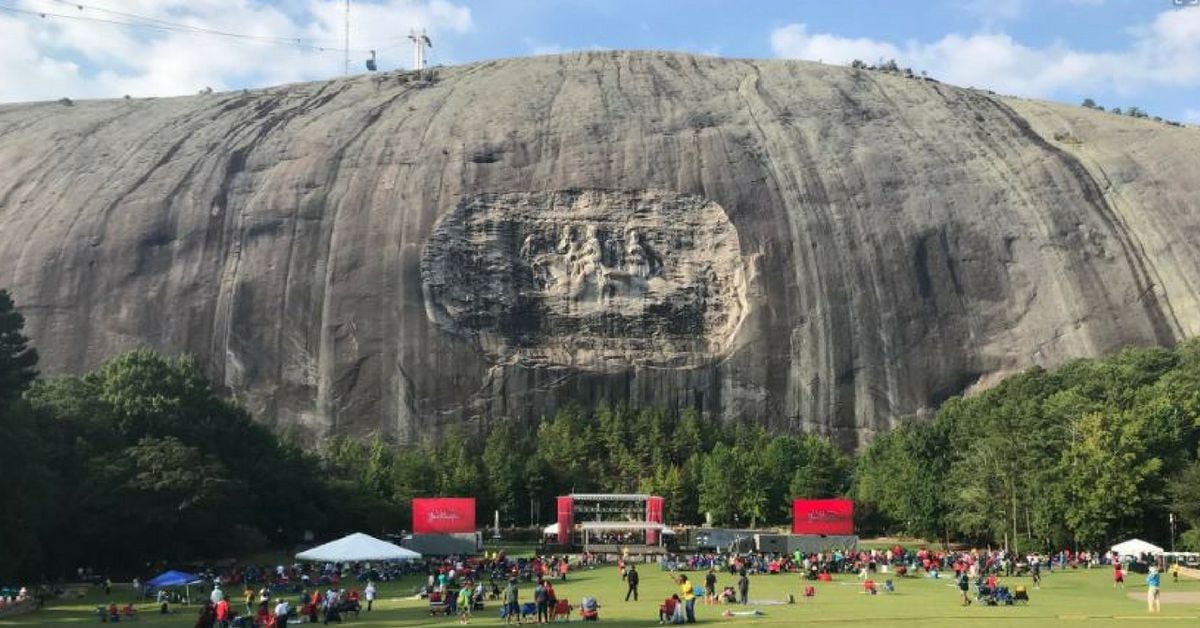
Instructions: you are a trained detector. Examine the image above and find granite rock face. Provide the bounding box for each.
[1,51,1198,448]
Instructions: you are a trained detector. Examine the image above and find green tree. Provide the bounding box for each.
[1060,411,1162,547]
[698,444,739,525]
[483,421,524,523]
[0,290,37,401]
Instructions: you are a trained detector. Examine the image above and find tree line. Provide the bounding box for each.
[855,342,1200,552]
[4,286,1200,582]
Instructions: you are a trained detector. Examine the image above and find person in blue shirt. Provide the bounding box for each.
[1146,566,1161,613]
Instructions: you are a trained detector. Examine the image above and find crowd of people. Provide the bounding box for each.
[5,542,1182,625]
[0,587,31,611]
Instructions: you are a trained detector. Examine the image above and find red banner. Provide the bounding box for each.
[646,496,664,545]
[792,499,854,535]
[412,498,476,534]
[556,497,574,546]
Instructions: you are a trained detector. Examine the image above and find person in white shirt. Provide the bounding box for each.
[211,586,224,604]
[363,583,376,612]
[274,599,290,624]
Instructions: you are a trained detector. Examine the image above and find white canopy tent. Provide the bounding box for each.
[1111,538,1164,557]
[296,532,422,562]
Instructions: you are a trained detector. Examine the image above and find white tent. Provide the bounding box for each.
[543,523,559,536]
[1111,538,1164,557]
[295,532,422,562]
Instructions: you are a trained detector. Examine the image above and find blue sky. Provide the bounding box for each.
[1,0,1197,122]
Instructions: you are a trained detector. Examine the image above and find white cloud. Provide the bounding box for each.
[769,24,898,66]
[524,39,566,56]
[769,6,1200,99]
[0,0,473,103]
[1185,109,1200,124]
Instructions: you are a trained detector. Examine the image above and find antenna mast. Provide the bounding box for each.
[408,28,431,71]
[343,0,350,75]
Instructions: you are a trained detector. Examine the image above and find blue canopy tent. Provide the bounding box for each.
[146,571,202,604]
[147,571,201,587]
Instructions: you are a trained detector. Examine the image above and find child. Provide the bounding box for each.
[456,586,471,624]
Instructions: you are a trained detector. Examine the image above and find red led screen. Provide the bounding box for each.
[792,499,854,535]
[412,498,476,534]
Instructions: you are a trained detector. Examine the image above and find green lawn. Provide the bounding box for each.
[4,565,1197,628]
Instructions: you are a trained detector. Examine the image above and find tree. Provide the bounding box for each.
[0,290,46,582]
[483,421,524,523]
[1060,412,1162,547]
[1081,98,1098,109]
[698,444,739,525]
[0,290,37,401]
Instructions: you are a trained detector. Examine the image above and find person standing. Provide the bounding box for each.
[215,596,231,628]
[704,569,717,605]
[677,574,696,623]
[737,571,749,605]
[957,570,971,606]
[534,579,548,624]
[364,582,376,612]
[1147,566,1161,613]
[456,585,472,625]
[274,597,290,627]
[211,585,224,606]
[503,578,520,625]
[625,565,640,602]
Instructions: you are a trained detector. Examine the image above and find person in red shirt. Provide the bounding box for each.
[1114,563,1125,587]
[215,598,231,628]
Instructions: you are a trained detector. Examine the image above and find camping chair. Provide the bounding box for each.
[803,585,816,600]
[520,602,537,619]
[994,586,1014,605]
[552,599,571,622]
[1013,585,1029,604]
[427,592,448,616]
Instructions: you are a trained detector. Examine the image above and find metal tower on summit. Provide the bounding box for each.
[409,28,432,70]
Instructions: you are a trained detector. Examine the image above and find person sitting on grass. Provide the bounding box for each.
[863,579,877,595]
[659,594,683,624]
[579,596,599,622]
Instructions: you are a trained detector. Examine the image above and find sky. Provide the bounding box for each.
[0,0,1197,122]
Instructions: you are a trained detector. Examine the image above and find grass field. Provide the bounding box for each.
[3,565,1197,628]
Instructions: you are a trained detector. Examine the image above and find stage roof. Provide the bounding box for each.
[580,521,664,531]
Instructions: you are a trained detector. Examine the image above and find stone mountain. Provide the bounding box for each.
[1,51,1198,448]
